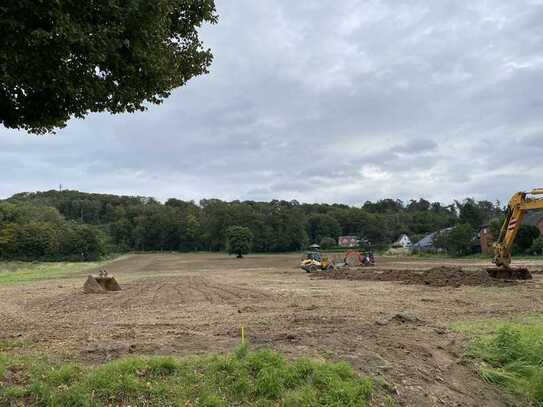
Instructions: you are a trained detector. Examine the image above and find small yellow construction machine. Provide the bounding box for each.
[488,188,543,279]
[300,244,335,273]
[83,270,121,293]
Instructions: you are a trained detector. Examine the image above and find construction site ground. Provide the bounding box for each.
[2,253,543,406]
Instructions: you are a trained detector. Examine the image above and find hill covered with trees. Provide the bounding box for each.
[0,190,504,261]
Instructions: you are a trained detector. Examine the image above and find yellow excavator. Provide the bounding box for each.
[489,188,543,279]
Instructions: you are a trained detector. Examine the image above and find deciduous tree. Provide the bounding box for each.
[0,0,217,133]
[226,226,253,258]
[434,224,475,256]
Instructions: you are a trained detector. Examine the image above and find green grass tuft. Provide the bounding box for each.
[0,347,375,406]
[0,260,113,285]
[457,318,543,405]
[0,339,29,352]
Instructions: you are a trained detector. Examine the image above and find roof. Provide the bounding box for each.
[413,227,453,248]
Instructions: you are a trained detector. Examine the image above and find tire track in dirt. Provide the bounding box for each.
[187,277,215,303]
[118,283,147,308]
[205,284,272,301]
[151,282,170,305]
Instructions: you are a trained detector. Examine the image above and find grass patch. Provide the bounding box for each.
[453,316,543,405]
[0,345,374,406]
[0,260,115,285]
[0,339,29,352]
[451,315,543,337]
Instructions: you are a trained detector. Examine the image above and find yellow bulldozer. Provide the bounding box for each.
[300,244,335,273]
[488,188,543,279]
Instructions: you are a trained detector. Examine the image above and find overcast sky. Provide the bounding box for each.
[1,0,543,205]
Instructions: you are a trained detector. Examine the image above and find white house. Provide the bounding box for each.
[392,234,412,248]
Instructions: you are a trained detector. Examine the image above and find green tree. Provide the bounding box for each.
[456,198,502,230]
[267,206,308,252]
[226,226,253,258]
[514,225,540,254]
[529,237,543,256]
[319,237,336,250]
[406,198,431,212]
[0,0,217,133]
[60,224,107,261]
[307,214,341,244]
[489,217,505,240]
[200,199,234,251]
[435,224,475,256]
[0,222,60,260]
[0,223,19,259]
[456,199,484,229]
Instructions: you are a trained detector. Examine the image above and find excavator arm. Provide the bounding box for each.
[492,189,543,275]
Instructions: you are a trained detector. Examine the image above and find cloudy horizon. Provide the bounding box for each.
[2,0,543,206]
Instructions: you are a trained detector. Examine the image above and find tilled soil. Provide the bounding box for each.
[2,253,543,406]
[318,266,514,287]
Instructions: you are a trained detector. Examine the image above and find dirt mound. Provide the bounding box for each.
[318,266,511,287]
[82,275,107,294]
[405,266,494,287]
[82,275,122,294]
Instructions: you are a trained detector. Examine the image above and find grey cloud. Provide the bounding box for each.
[1,0,543,205]
[391,139,438,155]
[521,132,543,148]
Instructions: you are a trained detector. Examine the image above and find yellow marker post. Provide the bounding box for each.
[241,325,245,345]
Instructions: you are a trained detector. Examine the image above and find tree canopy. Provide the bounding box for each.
[514,225,541,254]
[0,0,217,134]
[0,190,512,261]
[433,223,475,256]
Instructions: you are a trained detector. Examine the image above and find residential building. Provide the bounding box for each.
[412,227,453,252]
[338,235,359,248]
[392,234,412,248]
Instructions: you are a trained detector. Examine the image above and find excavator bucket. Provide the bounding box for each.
[486,267,532,280]
[83,274,121,294]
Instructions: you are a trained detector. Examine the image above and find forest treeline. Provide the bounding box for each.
[0,190,504,261]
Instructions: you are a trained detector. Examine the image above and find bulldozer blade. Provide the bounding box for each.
[83,275,122,294]
[486,267,532,280]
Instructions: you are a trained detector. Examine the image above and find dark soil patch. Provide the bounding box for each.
[316,266,518,287]
[1,366,29,386]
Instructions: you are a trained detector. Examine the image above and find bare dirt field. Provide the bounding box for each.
[2,253,543,406]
